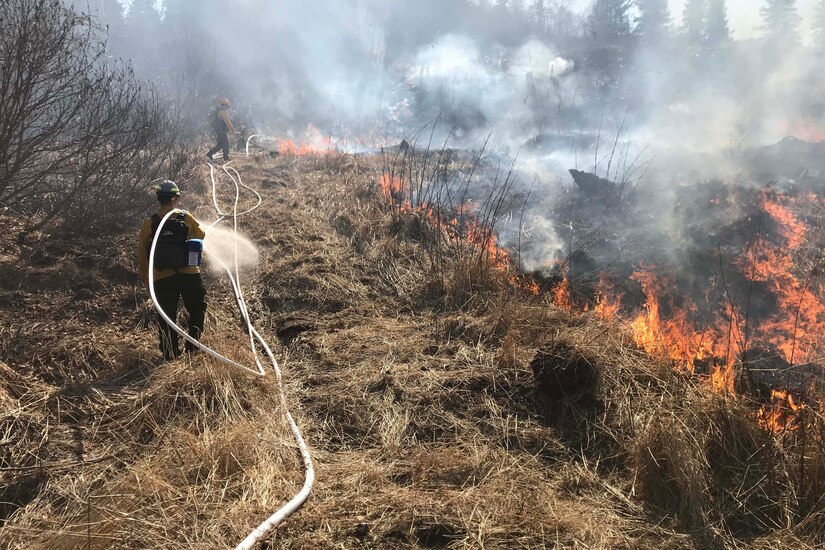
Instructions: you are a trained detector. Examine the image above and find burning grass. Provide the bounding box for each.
[0,151,823,548]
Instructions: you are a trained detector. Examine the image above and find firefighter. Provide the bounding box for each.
[138,181,207,360]
[207,97,236,162]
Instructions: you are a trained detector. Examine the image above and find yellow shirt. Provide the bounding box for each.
[138,206,206,284]
[218,108,236,133]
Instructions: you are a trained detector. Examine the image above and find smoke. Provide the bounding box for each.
[408,36,577,143]
[202,225,260,276]
[100,0,825,271]
[100,1,825,153]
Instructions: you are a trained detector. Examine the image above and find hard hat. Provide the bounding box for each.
[218,97,231,106]
[156,180,181,196]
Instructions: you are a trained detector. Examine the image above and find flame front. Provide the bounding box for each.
[550,190,822,405]
[376,173,538,294]
[376,171,821,428]
[744,193,825,366]
[279,124,333,155]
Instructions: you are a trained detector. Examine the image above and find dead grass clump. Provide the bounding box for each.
[0,361,55,522]
[142,359,272,431]
[495,330,520,371]
[436,254,510,310]
[24,418,298,550]
[0,324,103,385]
[407,445,495,488]
[633,412,709,529]
[531,319,819,542]
[554,463,604,497]
[704,399,787,537]
[628,388,822,542]
[531,339,601,401]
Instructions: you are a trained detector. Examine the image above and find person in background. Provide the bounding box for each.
[207,97,236,162]
[138,181,207,360]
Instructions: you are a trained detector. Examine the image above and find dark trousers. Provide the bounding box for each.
[154,274,207,359]
[207,130,230,160]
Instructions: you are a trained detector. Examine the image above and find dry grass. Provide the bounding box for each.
[0,152,822,549]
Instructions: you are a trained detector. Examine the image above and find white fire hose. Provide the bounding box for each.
[147,147,314,549]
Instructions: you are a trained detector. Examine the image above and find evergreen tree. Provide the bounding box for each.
[532,0,548,35]
[587,0,632,45]
[547,2,578,46]
[96,0,125,54]
[585,0,634,91]
[682,0,706,49]
[126,0,161,32]
[636,0,670,46]
[705,0,730,48]
[811,0,825,48]
[119,0,163,79]
[760,0,800,43]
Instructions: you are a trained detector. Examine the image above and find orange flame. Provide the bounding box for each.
[278,124,333,155]
[780,119,825,143]
[625,269,736,392]
[375,173,539,295]
[374,175,820,418]
[378,174,406,203]
[757,389,806,433]
[741,193,825,366]
[593,277,622,321]
[762,193,805,249]
[553,276,573,311]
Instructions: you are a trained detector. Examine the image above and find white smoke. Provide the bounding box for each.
[408,35,578,145]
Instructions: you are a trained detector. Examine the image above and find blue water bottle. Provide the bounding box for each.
[187,239,203,267]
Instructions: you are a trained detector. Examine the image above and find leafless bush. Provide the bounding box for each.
[379,125,522,307]
[0,0,192,236]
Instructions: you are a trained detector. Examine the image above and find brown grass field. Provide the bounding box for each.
[0,152,823,549]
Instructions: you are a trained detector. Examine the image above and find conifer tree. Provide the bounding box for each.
[812,0,825,48]
[705,0,730,47]
[99,0,123,21]
[760,0,800,43]
[682,0,706,49]
[586,0,634,89]
[547,2,578,42]
[587,0,632,45]
[636,0,670,46]
[532,0,548,35]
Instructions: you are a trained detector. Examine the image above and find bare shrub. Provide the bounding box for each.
[0,0,192,236]
[379,127,523,308]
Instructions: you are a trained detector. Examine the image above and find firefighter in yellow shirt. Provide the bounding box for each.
[207,97,236,162]
[138,181,207,359]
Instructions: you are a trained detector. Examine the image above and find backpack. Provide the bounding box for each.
[149,212,189,270]
[211,107,227,133]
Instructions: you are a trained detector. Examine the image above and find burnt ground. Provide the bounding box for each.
[0,153,822,549]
